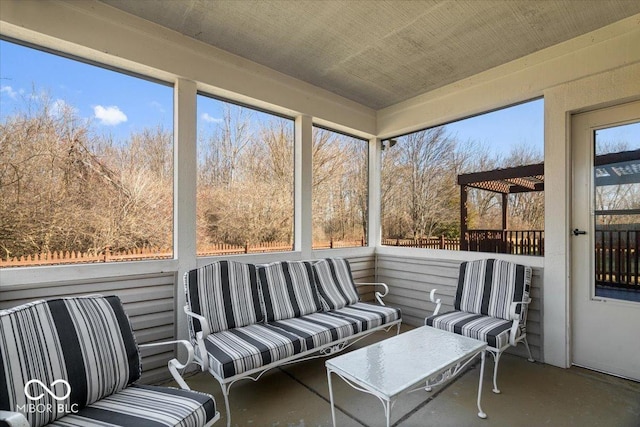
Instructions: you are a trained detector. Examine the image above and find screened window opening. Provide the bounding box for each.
[312,127,368,249]
[196,95,294,256]
[0,40,174,267]
[381,99,544,255]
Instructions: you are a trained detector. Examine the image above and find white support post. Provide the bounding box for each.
[368,137,382,248]
[174,79,198,355]
[295,115,313,258]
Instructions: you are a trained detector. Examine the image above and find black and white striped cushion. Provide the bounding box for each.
[455,259,531,321]
[426,311,518,349]
[313,258,360,310]
[330,302,401,333]
[186,260,264,334]
[47,384,217,427]
[203,323,305,379]
[0,296,140,427]
[270,312,359,351]
[258,261,322,322]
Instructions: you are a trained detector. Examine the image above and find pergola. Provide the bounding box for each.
[458,148,640,252]
[458,163,544,251]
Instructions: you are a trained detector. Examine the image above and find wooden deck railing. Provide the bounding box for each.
[465,229,545,256]
[595,229,640,290]
[382,230,544,255]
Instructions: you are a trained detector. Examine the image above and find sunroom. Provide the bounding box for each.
[1,1,639,426]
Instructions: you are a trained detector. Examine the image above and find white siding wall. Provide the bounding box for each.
[376,253,543,361]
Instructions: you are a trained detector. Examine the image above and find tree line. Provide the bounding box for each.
[1,94,546,261]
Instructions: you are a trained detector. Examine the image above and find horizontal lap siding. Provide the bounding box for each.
[0,272,176,384]
[375,254,543,361]
[345,254,376,302]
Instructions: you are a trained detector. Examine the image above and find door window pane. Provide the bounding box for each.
[594,122,640,302]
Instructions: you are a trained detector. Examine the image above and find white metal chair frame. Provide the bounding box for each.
[427,288,535,394]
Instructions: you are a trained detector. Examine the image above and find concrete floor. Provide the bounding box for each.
[173,325,640,427]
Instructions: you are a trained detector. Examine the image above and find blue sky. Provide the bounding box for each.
[445,99,544,158]
[0,39,554,158]
[0,40,173,142]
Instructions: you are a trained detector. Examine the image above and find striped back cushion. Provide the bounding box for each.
[455,259,532,321]
[258,261,323,322]
[313,258,360,310]
[0,296,140,427]
[185,260,263,334]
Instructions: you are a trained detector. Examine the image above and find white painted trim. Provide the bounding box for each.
[375,246,544,269]
[312,246,376,259]
[295,115,313,259]
[368,138,382,247]
[174,79,198,344]
[0,259,177,288]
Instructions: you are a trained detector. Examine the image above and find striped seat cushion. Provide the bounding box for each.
[313,258,360,310]
[456,259,532,321]
[186,260,264,334]
[48,384,217,427]
[0,296,140,427]
[203,323,305,379]
[330,302,401,333]
[258,261,322,322]
[426,311,521,349]
[270,312,360,351]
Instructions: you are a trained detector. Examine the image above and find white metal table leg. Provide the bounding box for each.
[327,369,337,427]
[477,350,487,419]
[384,399,391,427]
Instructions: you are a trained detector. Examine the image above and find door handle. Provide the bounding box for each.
[572,229,587,236]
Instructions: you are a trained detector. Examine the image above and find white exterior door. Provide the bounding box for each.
[571,100,640,381]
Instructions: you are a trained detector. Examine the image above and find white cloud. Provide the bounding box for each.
[93,105,128,126]
[1,85,18,99]
[201,112,223,123]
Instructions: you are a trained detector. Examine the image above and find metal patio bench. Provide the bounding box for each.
[181,257,402,427]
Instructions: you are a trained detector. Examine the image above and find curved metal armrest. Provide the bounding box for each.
[184,306,211,371]
[508,297,532,321]
[0,411,30,427]
[508,297,531,345]
[139,340,194,390]
[428,289,443,319]
[355,282,389,306]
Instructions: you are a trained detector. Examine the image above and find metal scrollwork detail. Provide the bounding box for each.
[425,363,463,390]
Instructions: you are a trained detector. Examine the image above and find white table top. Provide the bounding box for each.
[326,326,486,399]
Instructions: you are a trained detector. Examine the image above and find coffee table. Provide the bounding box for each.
[325,326,487,427]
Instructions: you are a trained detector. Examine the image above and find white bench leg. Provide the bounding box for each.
[491,350,502,394]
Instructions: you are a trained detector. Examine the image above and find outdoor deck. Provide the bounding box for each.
[168,325,640,427]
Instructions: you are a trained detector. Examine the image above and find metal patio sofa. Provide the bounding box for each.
[426,258,534,393]
[0,295,220,427]
[181,257,402,426]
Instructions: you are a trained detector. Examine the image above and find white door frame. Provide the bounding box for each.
[570,100,640,380]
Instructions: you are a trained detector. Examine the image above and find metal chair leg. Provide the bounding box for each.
[221,384,232,427]
[522,337,535,362]
[491,350,502,394]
